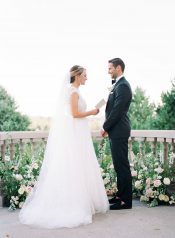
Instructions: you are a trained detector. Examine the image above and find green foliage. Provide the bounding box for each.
[129,87,156,129]
[96,138,117,195]
[0,86,30,131]
[0,143,44,210]
[154,80,175,129]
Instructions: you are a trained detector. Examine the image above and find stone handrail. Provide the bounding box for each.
[0,130,175,162]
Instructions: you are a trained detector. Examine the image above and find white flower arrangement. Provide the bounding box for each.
[0,143,44,210]
[132,152,175,207]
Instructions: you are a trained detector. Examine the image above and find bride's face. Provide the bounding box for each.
[79,69,87,85]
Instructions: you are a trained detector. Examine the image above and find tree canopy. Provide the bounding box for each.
[128,87,156,129]
[0,86,30,131]
[154,80,175,129]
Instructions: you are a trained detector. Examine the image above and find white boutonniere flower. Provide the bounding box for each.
[107,85,115,94]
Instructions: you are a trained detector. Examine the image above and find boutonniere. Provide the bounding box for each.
[107,85,115,94]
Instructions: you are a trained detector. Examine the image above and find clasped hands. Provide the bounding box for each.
[100,129,108,138]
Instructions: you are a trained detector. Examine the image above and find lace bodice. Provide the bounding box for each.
[68,86,87,112]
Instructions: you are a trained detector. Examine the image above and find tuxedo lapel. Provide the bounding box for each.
[105,77,125,112]
[113,76,125,90]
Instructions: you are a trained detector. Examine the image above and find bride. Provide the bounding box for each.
[19,65,109,229]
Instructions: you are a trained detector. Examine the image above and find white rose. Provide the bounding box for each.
[109,164,114,169]
[146,188,153,197]
[32,163,39,170]
[19,202,24,208]
[5,156,10,161]
[159,194,165,201]
[164,195,169,202]
[14,174,23,181]
[131,170,137,177]
[104,178,110,185]
[154,167,164,174]
[163,178,171,185]
[135,180,142,190]
[146,178,151,185]
[153,179,161,187]
[154,162,159,166]
[18,186,26,195]
[140,195,149,202]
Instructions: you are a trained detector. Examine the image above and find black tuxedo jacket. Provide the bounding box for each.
[103,77,132,139]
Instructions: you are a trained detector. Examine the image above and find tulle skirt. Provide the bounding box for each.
[19,117,109,228]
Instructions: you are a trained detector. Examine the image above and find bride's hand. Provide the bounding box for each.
[91,108,99,115]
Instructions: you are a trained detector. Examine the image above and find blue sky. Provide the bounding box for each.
[0,0,175,116]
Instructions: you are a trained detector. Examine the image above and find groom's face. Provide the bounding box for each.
[108,63,118,79]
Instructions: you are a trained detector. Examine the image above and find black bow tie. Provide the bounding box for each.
[112,80,116,85]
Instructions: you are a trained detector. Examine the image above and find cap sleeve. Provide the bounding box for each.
[69,86,79,96]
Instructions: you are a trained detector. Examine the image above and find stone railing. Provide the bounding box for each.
[0,131,48,160]
[0,130,175,162]
[128,130,175,164]
[93,130,175,164]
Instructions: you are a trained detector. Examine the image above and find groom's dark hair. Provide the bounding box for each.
[108,58,125,72]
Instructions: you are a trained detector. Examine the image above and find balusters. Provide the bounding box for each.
[163,138,168,165]
[9,142,15,160]
[20,139,25,155]
[139,138,146,159]
[128,139,133,161]
[0,131,175,166]
[172,139,175,153]
[31,139,39,158]
[152,138,157,157]
[42,138,47,146]
[171,139,175,166]
[1,142,6,160]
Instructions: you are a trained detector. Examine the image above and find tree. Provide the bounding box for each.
[128,87,156,129]
[154,80,175,129]
[0,86,30,131]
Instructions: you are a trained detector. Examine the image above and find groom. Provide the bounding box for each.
[101,58,132,210]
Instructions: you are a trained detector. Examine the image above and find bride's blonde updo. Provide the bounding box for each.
[70,65,85,83]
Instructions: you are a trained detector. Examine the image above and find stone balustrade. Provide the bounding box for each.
[0,130,175,162]
[92,130,175,163]
[0,131,48,160]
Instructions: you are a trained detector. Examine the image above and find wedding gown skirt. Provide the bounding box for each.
[19,87,109,229]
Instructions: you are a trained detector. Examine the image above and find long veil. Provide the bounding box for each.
[38,72,71,179]
[19,73,76,215]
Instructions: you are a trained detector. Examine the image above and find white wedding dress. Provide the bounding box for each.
[19,85,109,229]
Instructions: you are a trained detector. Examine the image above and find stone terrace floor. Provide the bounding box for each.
[0,200,175,238]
